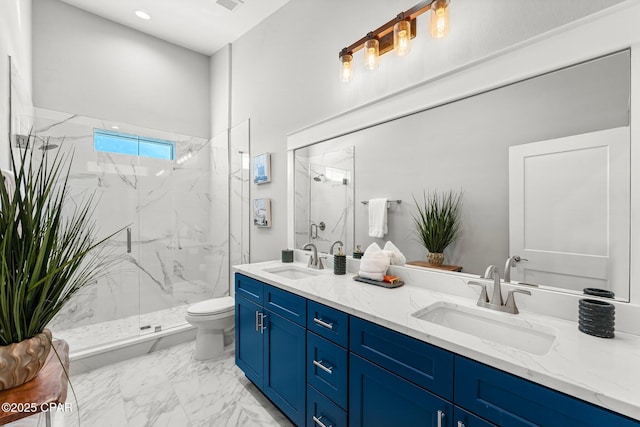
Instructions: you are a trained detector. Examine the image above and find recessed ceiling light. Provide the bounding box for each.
[135,10,151,20]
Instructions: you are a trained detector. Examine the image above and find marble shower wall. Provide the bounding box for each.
[294,145,354,254]
[23,108,223,334]
[229,120,250,290]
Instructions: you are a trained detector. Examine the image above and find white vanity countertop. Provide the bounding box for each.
[234,260,640,421]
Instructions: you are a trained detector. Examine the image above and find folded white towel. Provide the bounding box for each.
[368,198,388,238]
[359,243,390,281]
[382,241,406,265]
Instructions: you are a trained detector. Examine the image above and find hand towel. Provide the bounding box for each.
[382,241,406,265]
[368,198,388,238]
[358,243,390,281]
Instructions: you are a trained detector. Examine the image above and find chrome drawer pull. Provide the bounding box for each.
[313,359,333,374]
[312,415,333,427]
[259,313,267,334]
[437,410,445,427]
[255,310,260,332]
[457,421,465,427]
[313,317,334,330]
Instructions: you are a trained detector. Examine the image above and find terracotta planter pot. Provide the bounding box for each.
[0,329,52,390]
[428,252,445,266]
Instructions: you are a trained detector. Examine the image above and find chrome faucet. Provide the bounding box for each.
[469,264,530,314]
[303,243,324,269]
[329,240,344,255]
[504,255,528,283]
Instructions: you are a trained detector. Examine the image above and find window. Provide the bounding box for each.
[94,129,175,161]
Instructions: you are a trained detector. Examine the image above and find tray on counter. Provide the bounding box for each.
[352,275,404,288]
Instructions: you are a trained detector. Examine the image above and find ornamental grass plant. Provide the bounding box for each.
[412,190,462,254]
[0,143,118,346]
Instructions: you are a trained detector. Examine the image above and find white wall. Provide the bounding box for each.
[0,0,32,170]
[32,0,210,138]
[230,0,625,262]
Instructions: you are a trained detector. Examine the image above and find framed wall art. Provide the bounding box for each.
[253,198,272,228]
[253,153,271,184]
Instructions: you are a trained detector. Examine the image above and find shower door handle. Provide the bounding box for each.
[126,228,132,253]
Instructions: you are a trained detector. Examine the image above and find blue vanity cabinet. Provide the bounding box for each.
[306,301,349,427]
[235,294,264,386]
[234,273,307,426]
[350,353,453,427]
[454,356,640,427]
[263,307,306,426]
[349,316,455,427]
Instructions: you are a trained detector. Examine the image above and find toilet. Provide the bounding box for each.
[185,296,235,360]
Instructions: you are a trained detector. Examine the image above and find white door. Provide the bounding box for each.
[508,126,630,298]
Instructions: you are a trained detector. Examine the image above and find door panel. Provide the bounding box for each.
[508,126,630,297]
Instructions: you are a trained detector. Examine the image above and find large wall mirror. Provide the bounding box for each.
[293,50,631,300]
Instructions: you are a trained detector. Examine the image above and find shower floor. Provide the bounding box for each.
[51,304,191,356]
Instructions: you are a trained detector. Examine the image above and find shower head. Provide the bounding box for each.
[313,174,324,182]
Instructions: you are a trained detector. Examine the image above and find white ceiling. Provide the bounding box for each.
[59,0,292,56]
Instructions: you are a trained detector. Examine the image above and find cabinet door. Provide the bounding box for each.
[455,356,640,427]
[264,310,307,427]
[235,295,264,387]
[350,353,452,427]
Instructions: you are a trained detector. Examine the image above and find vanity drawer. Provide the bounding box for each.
[307,300,348,348]
[307,332,348,409]
[349,316,454,400]
[454,356,640,427]
[307,385,347,427]
[235,273,263,304]
[264,284,306,327]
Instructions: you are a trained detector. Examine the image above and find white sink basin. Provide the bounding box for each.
[264,265,320,280]
[411,302,557,355]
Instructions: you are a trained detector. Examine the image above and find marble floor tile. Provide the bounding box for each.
[5,341,291,427]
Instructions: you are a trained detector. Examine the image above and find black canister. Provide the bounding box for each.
[578,298,615,338]
[334,247,346,275]
[583,288,615,299]
[281,249,294,263]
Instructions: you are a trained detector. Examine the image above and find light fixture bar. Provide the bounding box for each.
[339,0,433,58]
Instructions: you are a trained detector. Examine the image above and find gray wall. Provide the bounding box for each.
[0,0,32,170]
[230,0,626,263]
[32,0,211,138]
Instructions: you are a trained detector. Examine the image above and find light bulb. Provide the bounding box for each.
[339,53,353,83]
[430,0,450,39]
[394,20,411,56]
[364,38,379,70]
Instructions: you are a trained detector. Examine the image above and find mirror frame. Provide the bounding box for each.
[287,1,640,304]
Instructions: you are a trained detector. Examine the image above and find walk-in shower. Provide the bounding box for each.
[16,108,222,357]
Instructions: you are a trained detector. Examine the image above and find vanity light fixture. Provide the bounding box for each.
[394,16,412,56]
[339,50,354,83]
[364,34,380,70]
[135,10,151,20]
[338,0,451,81]
[430,0,450,39]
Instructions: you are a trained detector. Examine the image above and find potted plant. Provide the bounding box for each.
[0,144,117,390]
[412,190,462,266]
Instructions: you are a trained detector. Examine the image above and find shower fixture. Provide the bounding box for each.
[313,173,324,182]
[39,143,59,151]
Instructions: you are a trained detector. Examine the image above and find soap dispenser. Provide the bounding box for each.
[353,244,363,259]
[334,247,346,275]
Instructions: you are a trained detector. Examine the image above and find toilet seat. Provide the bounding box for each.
[187,296,235,316]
